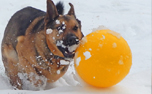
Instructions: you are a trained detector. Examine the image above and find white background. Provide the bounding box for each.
[0,0,151,94]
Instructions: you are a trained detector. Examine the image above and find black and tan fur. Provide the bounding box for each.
[1,0,83,89]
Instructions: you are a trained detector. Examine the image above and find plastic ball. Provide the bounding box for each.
[74,29,132,88]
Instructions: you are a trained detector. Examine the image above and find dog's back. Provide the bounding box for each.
[2,7,45,48]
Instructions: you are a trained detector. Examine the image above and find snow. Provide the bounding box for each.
[18,73,47,90]
[58,21,66,34]
[112,42,117,48]
[52,37,55,40]
[56,40,66,48]
[62,24,66,30]
[62,21,65,25]
[68,44,79,52]
[60,60,70,65]
[58,29,63,34]
[118,59,124,65]
[56,41,79,53]
[92,25,108,31]
[100,35,105,40]
[89,48,92,51]
[99,44,103,47]
[107,30,121,39]
[76,57,81,66]
[46,29,53,34]
[57,70,61,74]
[56,20,60,25]
[0,0,151,94]
[118,56,124,65]
[83,51,91,60]
[80,37,87,45]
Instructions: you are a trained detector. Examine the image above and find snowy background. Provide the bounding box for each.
[0,0,151,94]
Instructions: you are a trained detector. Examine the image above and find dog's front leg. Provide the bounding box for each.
[16,36,45,88]
[2,44,22,89]
[17,56,45,87]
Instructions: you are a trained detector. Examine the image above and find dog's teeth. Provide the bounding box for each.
[72,52,75,54]
[65,51,68,54]
[76,39,79,42]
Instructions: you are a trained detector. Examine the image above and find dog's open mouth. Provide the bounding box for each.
[56,40,79,58]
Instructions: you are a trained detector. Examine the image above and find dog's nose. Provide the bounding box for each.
[66,35,78,46]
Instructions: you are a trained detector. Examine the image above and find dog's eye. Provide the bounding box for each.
[73,26,78,31]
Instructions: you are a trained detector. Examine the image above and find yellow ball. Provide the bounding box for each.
[74,29,132,88]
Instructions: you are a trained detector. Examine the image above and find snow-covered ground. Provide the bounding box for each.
[0,0,151,94]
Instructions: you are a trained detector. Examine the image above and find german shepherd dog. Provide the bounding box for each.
[1,0,83,89]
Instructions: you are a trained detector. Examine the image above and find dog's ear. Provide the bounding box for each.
[45,0,59,21]
[68,3,76,17]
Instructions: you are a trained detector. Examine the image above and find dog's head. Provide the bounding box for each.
[45,0,83,59]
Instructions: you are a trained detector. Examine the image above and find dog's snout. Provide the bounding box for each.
[65,35,78,46]
[67,36,77,46]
